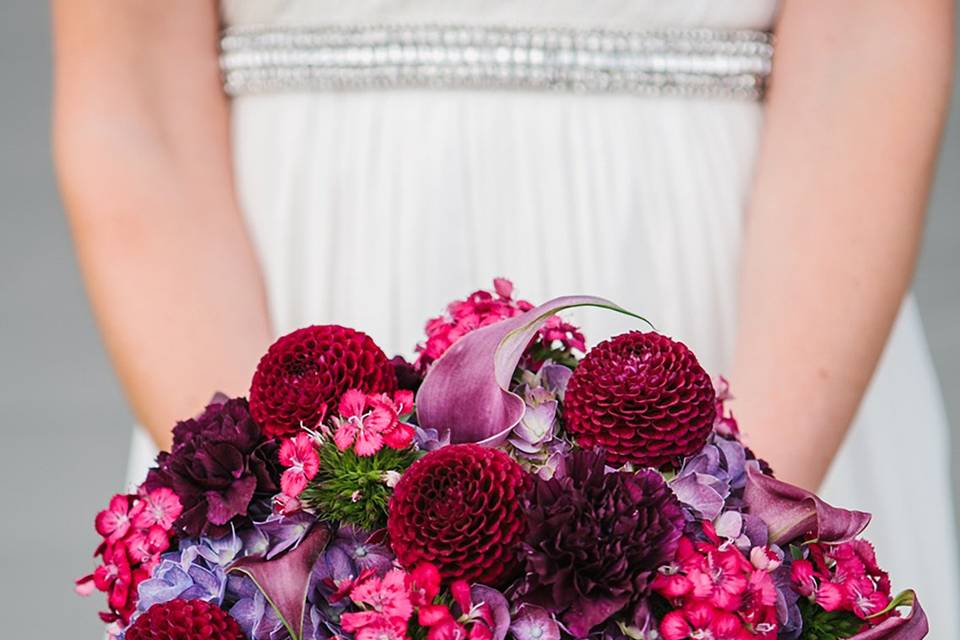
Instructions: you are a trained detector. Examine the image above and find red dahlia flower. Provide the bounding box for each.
[125,599,245,640]
[564,331,716,467]
[387,444,529,586]
[250,325,397,438]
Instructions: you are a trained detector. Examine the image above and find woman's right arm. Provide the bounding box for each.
[52,0,273,450]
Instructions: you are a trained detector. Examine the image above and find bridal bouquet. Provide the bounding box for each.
[77,280,927,640]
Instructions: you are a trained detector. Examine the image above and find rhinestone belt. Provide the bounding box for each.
[221,24,773,99]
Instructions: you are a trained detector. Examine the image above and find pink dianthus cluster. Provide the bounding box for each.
[75,488,182,626]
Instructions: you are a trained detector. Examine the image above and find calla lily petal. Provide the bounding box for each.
[743,467,870,545]
[227,523,331,640]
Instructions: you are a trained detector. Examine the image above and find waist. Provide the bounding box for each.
[220,24,773,100]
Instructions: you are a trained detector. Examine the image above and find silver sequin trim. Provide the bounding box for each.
[221,24,773,99]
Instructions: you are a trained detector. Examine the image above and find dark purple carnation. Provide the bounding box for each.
[144,396,280,538]
[520,448,684,637]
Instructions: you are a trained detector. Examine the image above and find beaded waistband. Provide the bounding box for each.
[220,24,773,99]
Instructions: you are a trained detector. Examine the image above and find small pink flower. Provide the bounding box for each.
[130,487,182,530]
[846,579,891,619]
[790,559,817,597]
[75,574,96,597]
[661,603,748,640]
[341,613,408,640]
[95,495,134,543]
[125,525,171,564]
[334,389,415,455]
[408,563,442,606]
[334,389,394,456]
[279,433,321,497]
[273,492,303,515]
[426,616,469,640]
[652,564,693,598]
[750,546,782,572]
[815,580,847,611]
[493,277,514,299]
[740,570,779,625]
[419,604,456,627]
[687,547,750,611]
[538,315,586,353]
[350,568,414,621]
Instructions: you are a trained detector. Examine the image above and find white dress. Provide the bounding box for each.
[125,0,959,633]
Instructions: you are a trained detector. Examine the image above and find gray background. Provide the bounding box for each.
[0,3,956,637]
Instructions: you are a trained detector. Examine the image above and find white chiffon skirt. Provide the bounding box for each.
[127,89,959,632]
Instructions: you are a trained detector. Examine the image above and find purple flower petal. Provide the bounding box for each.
[539,364,573,399]
[416,296,643,446]
[471,585,511,640]
[714,511,743,540]
[510,605,561,640]
[254,512,316,560]
[670,473,726,521]
[228,524,332,640]
[743,468,871,545]
[563,592,629,638]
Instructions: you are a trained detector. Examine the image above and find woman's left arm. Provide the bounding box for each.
[730,0,954,490]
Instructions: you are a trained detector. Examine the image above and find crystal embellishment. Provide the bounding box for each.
[221,24,773,99]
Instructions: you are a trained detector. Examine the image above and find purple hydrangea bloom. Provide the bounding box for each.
[507,364,574,479]
[414,425,450,452]
[134,532,251,617]
[327,526,393,575]
[253,512,317,560]
[136,557,227,612]
[309,526,394,607]
[669,433,761,520]
[772,556,803,639]
[510,605,561,640]
[228,573,288,640]
[177,533,244,569]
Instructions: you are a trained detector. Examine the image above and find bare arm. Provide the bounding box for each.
[52,1,273,450]
[731,0,954,489]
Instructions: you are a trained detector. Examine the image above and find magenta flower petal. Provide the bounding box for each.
[228,524,331,640]
[849,591,928,639]
[743,467,871,545]
[416,295,643,446]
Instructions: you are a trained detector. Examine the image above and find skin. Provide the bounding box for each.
[51,1,272,450]
[730,0,954,489]
[52,1,953,488]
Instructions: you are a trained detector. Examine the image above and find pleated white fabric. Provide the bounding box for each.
[125,0,959,634]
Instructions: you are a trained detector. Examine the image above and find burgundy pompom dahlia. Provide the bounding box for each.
[520,448,685,637]
[387,444,529,586]
[125,599,245,640]
[564,331,716,467]
[249,325,397,438]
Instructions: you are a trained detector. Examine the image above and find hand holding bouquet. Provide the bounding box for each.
[77,280,927,640]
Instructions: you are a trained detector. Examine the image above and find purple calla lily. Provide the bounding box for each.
[416,295,644,446]
[743,467,871,545]
[228,523,332,640]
